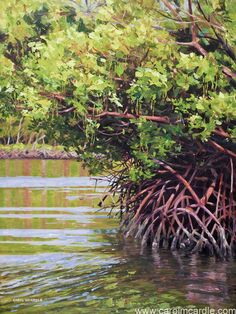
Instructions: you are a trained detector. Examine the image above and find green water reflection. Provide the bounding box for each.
[0,159,88,177]
[0,160,235,313]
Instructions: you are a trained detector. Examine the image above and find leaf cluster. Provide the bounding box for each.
[0,0,235,178]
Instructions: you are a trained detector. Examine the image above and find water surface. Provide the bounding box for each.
[0,160,235,313]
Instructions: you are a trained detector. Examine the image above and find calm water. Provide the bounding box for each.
[0,160,235,313]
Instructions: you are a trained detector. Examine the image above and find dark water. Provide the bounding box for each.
[0,160,235,313]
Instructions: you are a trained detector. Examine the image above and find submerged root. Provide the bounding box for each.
[111,154,236,258]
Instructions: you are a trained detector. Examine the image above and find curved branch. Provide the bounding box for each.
[208,140,236,159]
[89,111,171,124]
[58,107,75,114]
[161,0,183,22]
[154,159,202,205]
[174,0,236,79]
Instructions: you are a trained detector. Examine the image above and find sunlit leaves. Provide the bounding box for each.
[0,0,235,178]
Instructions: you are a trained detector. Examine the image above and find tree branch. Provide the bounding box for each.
[40,91,66,102]
[214,127,230,139]
[161,0,183,22]
[89,111,171,124]
[173,1,236,79]
[208,140,236,159]
[87,111,233,140]
[58,107,76,114]
[197,1,236,62]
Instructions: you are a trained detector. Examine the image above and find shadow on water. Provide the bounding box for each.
[0,160,235,313]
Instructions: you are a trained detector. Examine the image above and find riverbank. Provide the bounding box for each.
[0,145,78,160]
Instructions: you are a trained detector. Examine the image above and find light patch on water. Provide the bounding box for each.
[0,176,109,188]
[0,214,93,222]
[0,252,122,272]
[0,229,96,237]
[0,207,112,213]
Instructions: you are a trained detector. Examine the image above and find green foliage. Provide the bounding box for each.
[0,0,235,179]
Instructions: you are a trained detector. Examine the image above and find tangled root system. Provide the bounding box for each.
[109,153,236,258]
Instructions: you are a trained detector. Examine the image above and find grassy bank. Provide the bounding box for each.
[0,144,78,160]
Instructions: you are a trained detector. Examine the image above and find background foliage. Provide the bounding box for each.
[0,0,235,178]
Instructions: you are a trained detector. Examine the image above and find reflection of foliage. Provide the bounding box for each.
[0,0,235,256]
